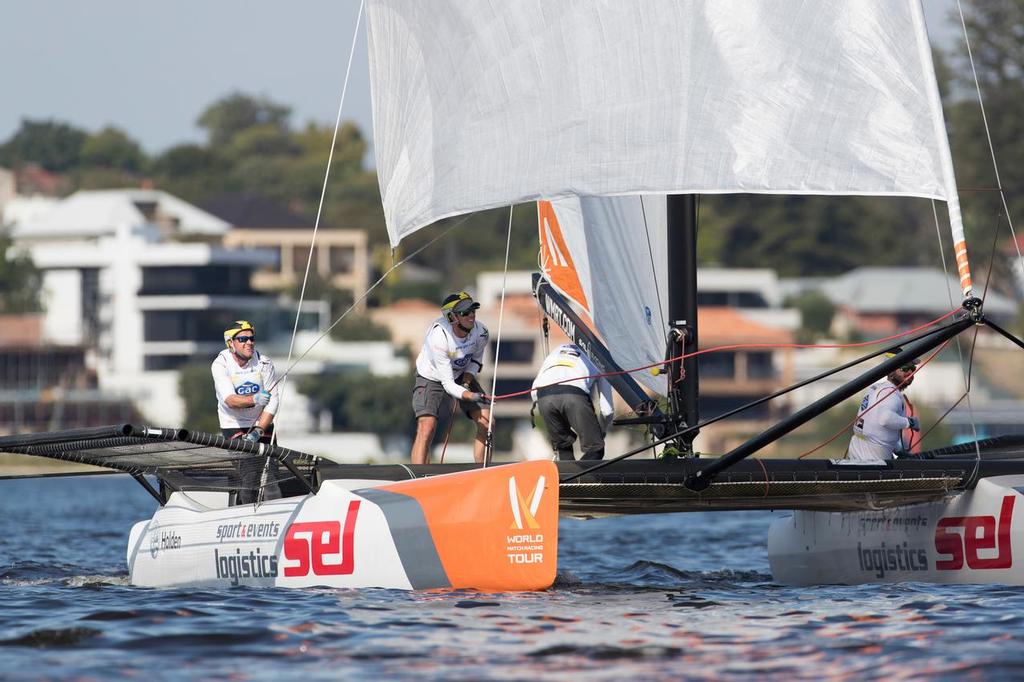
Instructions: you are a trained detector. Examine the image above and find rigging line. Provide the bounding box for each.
[278,0,366,441]
[956,0,1022,292]
[910,392,968,451]
[560,325,955,482]
[797,339,951,460]
[959,212,1008,480]
[491,308,961,401]
[640,195,667,334]
[483,204,515,468]
[269,217,466,389]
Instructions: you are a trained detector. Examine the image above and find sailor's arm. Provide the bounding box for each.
[875,390,911,431]
[213,360,251,409]
[428,330,477,400]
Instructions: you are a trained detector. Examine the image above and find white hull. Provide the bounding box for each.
[128,461,559,591]
[769,475,1024,585]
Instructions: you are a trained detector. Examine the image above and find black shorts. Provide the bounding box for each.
[412,374,483,420]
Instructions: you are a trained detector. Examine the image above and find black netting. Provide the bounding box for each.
[0,424,316,501]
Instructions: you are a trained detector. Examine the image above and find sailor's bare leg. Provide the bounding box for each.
[472,408,491,463]
[412,415,438,464]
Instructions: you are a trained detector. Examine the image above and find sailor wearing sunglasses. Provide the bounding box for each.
[213,320,279,445]
[411,291,491,464]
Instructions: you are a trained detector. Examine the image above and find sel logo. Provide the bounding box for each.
[283,500,361,577]
[509,475,545,530]
[935,495,1015,570]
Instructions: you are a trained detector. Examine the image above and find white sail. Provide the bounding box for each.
[539,196,668,395]
[366,0,971,293]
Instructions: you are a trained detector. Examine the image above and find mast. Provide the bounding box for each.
[667,194,700,454]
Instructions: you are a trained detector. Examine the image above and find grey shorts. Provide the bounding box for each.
[412,374,482,420]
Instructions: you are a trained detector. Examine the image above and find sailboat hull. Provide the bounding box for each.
[768,475,1024,585]
[127,461,559,591]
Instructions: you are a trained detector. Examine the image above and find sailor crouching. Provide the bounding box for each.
[532,343,614,461]
[847,354,920,462]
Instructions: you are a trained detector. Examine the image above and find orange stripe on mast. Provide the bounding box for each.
[954,240,972,296]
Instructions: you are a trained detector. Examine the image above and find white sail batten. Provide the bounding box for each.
[366,0,969,282]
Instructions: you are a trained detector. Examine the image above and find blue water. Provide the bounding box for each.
[2,477,1023,679]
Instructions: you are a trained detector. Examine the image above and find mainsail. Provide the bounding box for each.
[366,0,972,294]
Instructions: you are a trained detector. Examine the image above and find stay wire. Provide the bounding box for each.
[483,205,515,467]
[560,321,959,483]
[956,0,1022,286]
[276,0,365,445]
[491,307,961,402]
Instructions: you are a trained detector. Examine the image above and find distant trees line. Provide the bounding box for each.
[1,0,1020,305]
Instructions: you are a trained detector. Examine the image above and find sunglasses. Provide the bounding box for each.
[455,310,477,317]
[234,336,255,344]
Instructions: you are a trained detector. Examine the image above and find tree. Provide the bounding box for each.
[942,1,1024,292]
[80,126,147,172]
[151,143,231,202]
[0,119,87,172]
[179,362,220,433]
[299,371,415,442]
[197,92,292,147]
[788,290,835,342]
[0,235,42,313]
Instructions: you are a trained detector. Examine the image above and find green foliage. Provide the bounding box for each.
[942,1,1024,292]
[329,314,392,342]
[787,290,835,342]
[80,126,146,172]
[197,92,292,147]
[299,371,415,441]
[0,119,87,172]
[0,234,42,313]
[179,362,220,433]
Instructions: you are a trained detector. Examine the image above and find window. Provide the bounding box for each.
[144,355,193,371]
[293,246,318,276]
[746,351,775,379]
[140,266,256,296]
[700,351,735,379]
[329,246,355,274]
[490,340,534,364]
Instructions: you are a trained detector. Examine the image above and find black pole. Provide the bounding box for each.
[684,315,975,490]
[560,321,954,483]
[984,318,1024,352]
[667,194,699,451]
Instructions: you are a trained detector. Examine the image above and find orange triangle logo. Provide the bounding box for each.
[537,201,589,310]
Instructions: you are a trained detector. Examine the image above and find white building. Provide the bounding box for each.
[8,189,290,424]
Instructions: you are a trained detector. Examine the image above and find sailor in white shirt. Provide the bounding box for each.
[411,292,491,464]
[531,343,614,461]
[212,320,279,443]
[848,356,920,461]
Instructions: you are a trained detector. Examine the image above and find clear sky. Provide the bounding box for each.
[1,1,961,162]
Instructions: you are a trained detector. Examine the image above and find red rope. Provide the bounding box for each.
[796,339,951,459]
[485,307,961,402]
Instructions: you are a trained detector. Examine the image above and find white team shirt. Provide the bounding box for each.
[212,349,281,429]
[848,379,910,460]
[415,316,489,400]
[531,344,614,419]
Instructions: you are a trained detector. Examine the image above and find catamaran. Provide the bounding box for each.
[3,0,1024,590]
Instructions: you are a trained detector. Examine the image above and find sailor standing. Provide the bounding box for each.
[410,292,491,464]
[848,354,920,461]
[531,343,614,461]
[212,320,279,444]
